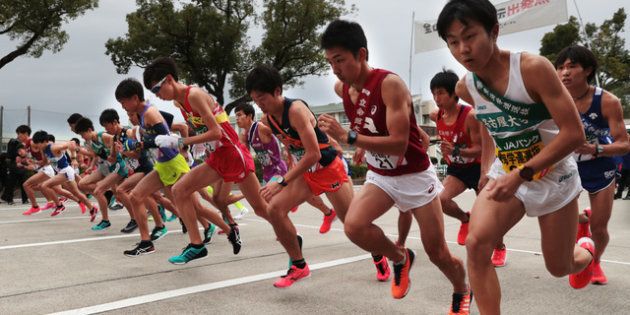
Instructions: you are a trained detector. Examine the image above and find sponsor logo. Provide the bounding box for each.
[331,182,340,189]
[428,184,435,194]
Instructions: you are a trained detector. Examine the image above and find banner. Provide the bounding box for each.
[414,0,568,53]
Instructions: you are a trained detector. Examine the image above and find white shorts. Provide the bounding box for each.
[487,157,582,217]
[365,164,443,212]
[55,166,76,182]
[37,165,55,178]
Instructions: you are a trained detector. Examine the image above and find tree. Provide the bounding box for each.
[105,0,353,110]
[539,8,630,115]
[0,0,98,70]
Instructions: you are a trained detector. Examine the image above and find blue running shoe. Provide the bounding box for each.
[168,244,208,265]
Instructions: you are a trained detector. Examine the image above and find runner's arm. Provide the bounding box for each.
[456,79,494,174]
[458,110,482,158]
[598,92,630,156]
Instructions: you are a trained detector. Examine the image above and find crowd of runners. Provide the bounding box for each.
[5,1,630,314]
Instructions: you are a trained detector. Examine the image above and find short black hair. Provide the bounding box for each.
[67,113,83,125]
[115,78,145,101]
[15,125,31,135]
[430,69,459,99]
[235,103,256,119]
[321,19,368,60]
[48,134,56,142]
[554,45,598,83]
[71,138,81,146]
[100,109,120,126]
[245,65,283,95]
[74,117,95,133]
[143,57,179,90]
[437,0,498,41]
[32,131,49,144]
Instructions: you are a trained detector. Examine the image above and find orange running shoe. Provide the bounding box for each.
[576,208,592,241]
[591,261,608,285]
[457,215,469,246]
[374,256,391,282]
[273,264,311,288]
[569,237,595,289]
[391,248,415,299]
[449,291,473,315]
[491,245,507,267]
[22,206,41,215]
[319,209,337,234]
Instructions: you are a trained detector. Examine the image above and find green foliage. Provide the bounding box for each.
[106,0,353,109]
[349,163,366,179]
[539,16,581,63]
[0,0,98,69]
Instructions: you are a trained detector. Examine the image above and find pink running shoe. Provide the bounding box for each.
[273,264,311,288]
[79,203,87,214]
[569,237,595,289]
[41,202,56,211]
[59,196,68,203]
[374,256,391,281]
[591,261,608,285]
[89,207,99,222]
[491,246,507,267]
[51,205,66,217]
[319,209,337,234]
[457,220,469,246]
[22,206,41,215]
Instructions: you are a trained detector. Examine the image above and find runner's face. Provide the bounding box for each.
[445,19,497,72]
[118,96,138,113]
[151,76,175,101]
[16,132,29,143]
[325,47,363,84]
[432,88,456,108]
[235,110,251,128]
[102,122,117,135]
[250,90,278,113]
[556,59,590,89]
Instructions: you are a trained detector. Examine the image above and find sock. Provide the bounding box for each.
[395,252,407,266]
[234,201,245,211]
[324,209,333,216]
[292,258,306,269]
[139,240,152,246]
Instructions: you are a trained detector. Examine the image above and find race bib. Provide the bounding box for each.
[127,158,140,170]
[365,151,403,170]
[495,130,551,180]
[191,143,207,160]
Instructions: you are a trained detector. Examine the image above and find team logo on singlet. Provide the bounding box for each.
[589,112,598,120]
[370,105,377,115]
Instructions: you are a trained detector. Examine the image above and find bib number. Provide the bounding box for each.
[365,151,400,170]
[495,130,551,180]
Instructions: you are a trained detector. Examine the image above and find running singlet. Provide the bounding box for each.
[24,138,44,164]
[44,143,69,171]
[267,97,337,171]
[573,87,617,162]
[342,68,429,176]
[247,121,287,182]
[139,103,179,163]
[468,52,565,180]
[116,126,151,171]
[436,104,479,165]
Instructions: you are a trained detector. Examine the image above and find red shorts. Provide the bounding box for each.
[303,157,349,196]
[205,143,255,183]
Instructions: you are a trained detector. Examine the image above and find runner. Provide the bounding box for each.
[436,0,595,313]
[235,103,337,234]
[320,20,469,312]
[429,69,507,267]
[245,64,355,288]
[555,45,630,285]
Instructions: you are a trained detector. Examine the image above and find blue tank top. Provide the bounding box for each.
[44,144,69,169]
[139,102,179,163]
[581,87,613,145]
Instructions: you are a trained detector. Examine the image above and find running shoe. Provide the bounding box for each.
[120,219,138,233]
[273,264,311,288]
[457,216,470,246]
[576,208,592,241]
[109,203,124,211]
[449,291,473,315]
[374,255,391,282]
[124,241,155,257]
[168,244,208,265]
[569,237,595,289]
[391,248,415,299]
[319,209,337,234]
[91,220,111,231]
[89,207,98,222]
[22,206,41,215]
[41,202,56,211]
[233,207,250,220]
[50,204,66,217]
[150,225,168,241]
[491,246,507,267]
[166,211,177,222]
[228,225,242,255]
[203,224,216,244]
[158,205,167,221]
[79,203,87,214]
[59,196,68,203]
[591,261,608,285]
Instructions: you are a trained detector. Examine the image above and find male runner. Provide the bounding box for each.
[437,0,595,313]
[555,45,630,285]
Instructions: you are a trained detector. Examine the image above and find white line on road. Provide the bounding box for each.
[50,254,371,315]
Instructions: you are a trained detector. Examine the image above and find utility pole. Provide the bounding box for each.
[0,106,3,149]
[27,105,31,127]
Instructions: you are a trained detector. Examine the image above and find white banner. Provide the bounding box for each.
[414,0,568,53]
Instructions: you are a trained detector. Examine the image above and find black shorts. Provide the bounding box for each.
[446,163,481,191]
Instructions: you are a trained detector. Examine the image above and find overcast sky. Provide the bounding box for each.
[0,0,628,140]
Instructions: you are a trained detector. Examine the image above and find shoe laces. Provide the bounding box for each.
[375,259,387,275]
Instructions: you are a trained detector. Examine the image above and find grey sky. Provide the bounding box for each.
[0,0,628,140]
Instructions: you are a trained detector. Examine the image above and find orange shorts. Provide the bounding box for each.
[303,156,349,196]
[205,143,255,183]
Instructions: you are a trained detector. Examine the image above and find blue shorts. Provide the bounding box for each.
[577,157,618,194]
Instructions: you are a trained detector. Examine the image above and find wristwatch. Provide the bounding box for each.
[347,130,358,145]
[518,166,534,182]
[594,144,604,158]
[276,176,288,187]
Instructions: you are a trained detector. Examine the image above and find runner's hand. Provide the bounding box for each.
[317,114,346,142]
[574,142,596,155]
[478,174,490,190]
[155,135,182,149]
[440,141,454,156]
[485,170,523,202]
[353,148,365,165]
[259,182,283,202]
